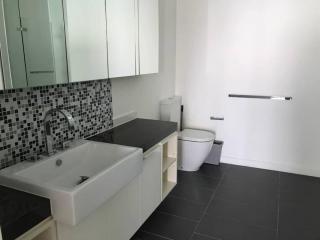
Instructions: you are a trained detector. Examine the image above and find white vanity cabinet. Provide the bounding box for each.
[63,0,109,82]
[138,0,159,75]
[105,0,136,78]
[46,133,176,240]
[56,176,141,240]
[141,145,162,221]
[140,133,177,224]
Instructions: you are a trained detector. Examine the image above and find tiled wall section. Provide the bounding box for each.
[0,79,113,169]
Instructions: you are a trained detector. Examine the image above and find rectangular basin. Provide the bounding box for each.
[0,141,143,226]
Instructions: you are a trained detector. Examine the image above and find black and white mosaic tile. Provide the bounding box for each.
[0,79,113,169]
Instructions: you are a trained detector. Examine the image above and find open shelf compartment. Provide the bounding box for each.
[161,133,178,200]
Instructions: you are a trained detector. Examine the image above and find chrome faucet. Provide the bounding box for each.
[43,108,76,156]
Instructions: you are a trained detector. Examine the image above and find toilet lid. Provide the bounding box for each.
[179,129,215,142]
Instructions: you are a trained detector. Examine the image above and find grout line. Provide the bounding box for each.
[156,210,198,223]
[187,170,227,240]
[186,171,223,181]
[276,171,281,240]
[192,232,222,240]
[196,212,277,232]
[140,230,174,240]
[165,194,209,206]
[173,181,216,192]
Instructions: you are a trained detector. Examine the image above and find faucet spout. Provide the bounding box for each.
[43,108,76,156]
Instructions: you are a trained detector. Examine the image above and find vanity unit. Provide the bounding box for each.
[0,119,177,240]
[90,119,178,200]
[57,119,178,240]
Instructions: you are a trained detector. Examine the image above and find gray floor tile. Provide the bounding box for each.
[206,198,277,229]
[196,215,276,240]
[169,183,213,204]
[280,172,320,205]
[177,171,220,189]
[141,212,196,240]
[278,224,320,240]
[197,163,229,179]
[279,201,320,230]
[135,163,320,240]
[131,231,171,240]
[215,175,278,205]
[191,233,220,240]
[157,196,206,221]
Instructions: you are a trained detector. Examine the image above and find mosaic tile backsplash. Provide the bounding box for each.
[0,79,113,169]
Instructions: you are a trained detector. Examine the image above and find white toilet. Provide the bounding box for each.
[160,97,215,171]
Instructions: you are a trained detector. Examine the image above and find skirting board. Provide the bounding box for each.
[221,155,320,178]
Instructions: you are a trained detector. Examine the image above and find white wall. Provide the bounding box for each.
[111,0,176,120]
[176,0,320,177]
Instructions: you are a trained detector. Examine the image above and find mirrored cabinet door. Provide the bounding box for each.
[0,0,68,88]
[64,0,109,82]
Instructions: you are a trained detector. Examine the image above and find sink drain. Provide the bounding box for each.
[56,159,63,167]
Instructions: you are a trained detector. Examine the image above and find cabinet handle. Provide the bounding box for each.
[30,71,54,74]
[210,116,224,121]
[229,94,292,101]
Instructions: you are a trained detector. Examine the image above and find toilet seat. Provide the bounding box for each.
[179,129,215,143]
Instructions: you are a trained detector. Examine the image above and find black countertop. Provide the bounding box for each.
[89,118,178,152]
[0,186,51,240]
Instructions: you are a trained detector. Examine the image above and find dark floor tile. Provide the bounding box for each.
[206,198,277,229]
[197,163,229,179]
[278,224,320,240]
[131,231,170,240]
[242,225,276,240]
[196,215,276,240]
[169,183,213,204]
[225,165,279,184]
[277,174,320,240]
[135,164,320,240]
[157,196,206,221]
[215,172,278,204]
[196,215,243,240]
[178,171,220,190]
[280,172,320,205]
[279,201,320,230]
[141,212,196,240]
[191,233,219,240]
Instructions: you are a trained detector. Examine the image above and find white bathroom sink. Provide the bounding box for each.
[0,141,143,226]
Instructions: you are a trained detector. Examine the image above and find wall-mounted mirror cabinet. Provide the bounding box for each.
[0,0,68,89]
[0,0,159,90]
